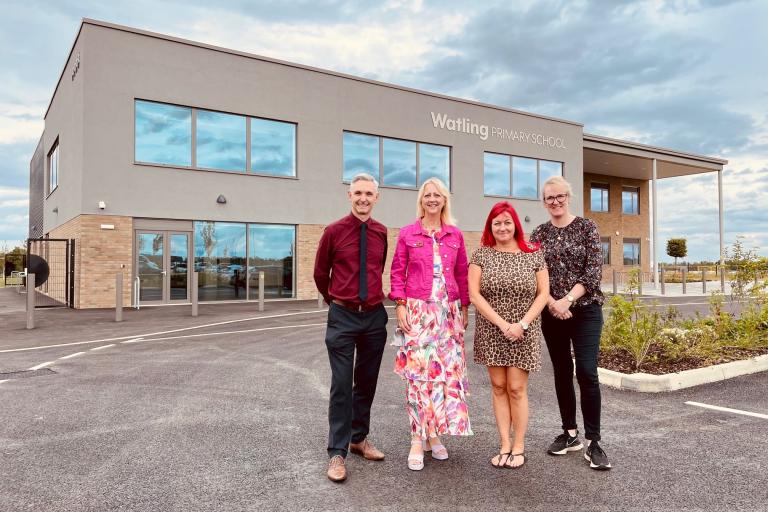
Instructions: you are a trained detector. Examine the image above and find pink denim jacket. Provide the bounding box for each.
[388,220,470,306]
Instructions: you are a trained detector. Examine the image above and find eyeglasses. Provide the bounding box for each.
[543,194,568,205]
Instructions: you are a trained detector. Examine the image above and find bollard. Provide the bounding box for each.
[258,271,265,312]
[191,272,198,317]
[702,270,706,294]
[720,267,725,291]
[660,267,665,295]
[116,273,123,322]
[682,268,687,294]
[26,273,35,330]
[318,291,324,310]
[638,273,643,296]
[612,269,617,295]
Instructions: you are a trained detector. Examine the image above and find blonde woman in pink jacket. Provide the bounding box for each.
[389,177,473,471]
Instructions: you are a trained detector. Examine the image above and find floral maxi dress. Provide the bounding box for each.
[393,232,473,439]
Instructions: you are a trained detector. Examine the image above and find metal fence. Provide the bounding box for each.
[26,238,75,308]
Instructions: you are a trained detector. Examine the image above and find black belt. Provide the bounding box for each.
[332,299,381,312]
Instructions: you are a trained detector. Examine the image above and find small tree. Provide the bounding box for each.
[666,238,687,265]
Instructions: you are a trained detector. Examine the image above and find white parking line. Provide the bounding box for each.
[685,401,768,420]
[0,309,330,354]
[90,344,115,351]
[143,322,327,342]
[59,352,85,360]
[121,338,144,344]
[28,361,54,371]
[0,380,8,385]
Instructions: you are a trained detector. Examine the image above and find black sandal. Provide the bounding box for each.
[491,452,511,468]
[505,452,526,469]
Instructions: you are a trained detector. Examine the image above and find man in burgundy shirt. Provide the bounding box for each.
[314,173,389,483]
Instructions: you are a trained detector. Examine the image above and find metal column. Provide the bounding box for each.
[652,158,659,288]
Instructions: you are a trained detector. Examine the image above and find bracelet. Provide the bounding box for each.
[394,299,407,309]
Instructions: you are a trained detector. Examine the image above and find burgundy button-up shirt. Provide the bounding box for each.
[314,213,388,306]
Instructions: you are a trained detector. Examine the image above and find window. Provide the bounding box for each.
[251,118,296,177]
[383,138,417,188]
[483,153,510,196]
[591,183,609,212]
[512,157,538,199]
[483,152,563,199]
[623,238,640,266]
[248,224,295,298]
[135,100,192,167]
[343,131,450,189]
[193,221,295,301]
[48,140,59,195]
[419,144,450,184]
[622,186,639,215]
[197,110,246,172]
[135,100,296,176]
[600,237,611,265]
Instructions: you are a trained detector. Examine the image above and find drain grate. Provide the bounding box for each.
[0,368,57,380]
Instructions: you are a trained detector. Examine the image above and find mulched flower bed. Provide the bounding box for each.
[599,345,768,375]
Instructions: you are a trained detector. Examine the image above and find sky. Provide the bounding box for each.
[1,0,766,261]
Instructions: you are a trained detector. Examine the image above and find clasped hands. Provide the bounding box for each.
[500,322,524,342]
[548,296,573,320]
[395,304,470,336]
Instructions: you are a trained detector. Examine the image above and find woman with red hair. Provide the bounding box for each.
[469,201,549,469]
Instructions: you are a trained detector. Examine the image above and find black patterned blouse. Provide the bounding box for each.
[529,217,604,307]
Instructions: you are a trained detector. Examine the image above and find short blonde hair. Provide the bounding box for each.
[541,175,574,199]
[417,178,456,226]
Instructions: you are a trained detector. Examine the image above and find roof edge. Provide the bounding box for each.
[44,20,87,119]
[57,18,583,128]
[583,133,728,166]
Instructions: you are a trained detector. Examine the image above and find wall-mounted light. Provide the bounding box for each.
[52,206,58,213]
[524,216,530,222]
[98,201,106,210]
[615,231,619,236]
[216,195,227,204]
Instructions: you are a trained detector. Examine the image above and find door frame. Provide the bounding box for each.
[133,230,192,304]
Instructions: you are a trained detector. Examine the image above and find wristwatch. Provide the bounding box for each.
[566,294,575,304]
[519,321,529,331]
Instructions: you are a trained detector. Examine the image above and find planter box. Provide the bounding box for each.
[598,354,768,392]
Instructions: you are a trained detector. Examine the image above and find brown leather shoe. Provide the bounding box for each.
[327,455,347,482]
[349,439,385,461]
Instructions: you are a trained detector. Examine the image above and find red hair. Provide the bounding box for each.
[481,201,539,252]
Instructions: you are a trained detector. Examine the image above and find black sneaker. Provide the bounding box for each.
[547,431,583,455]
[584,441,612,470]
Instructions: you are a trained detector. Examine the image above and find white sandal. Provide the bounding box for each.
[423,437,449,460]
[408,439,424,471]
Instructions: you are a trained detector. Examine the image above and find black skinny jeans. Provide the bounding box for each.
[541,303,603,441]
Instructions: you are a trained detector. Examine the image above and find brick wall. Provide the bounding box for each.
[50,214,133,308]
[582,173,651,280]
[296,222,482,301]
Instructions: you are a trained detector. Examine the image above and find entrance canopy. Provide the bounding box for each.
[582,133,729,274]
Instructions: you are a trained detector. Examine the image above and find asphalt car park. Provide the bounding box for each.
[1,290,766,511]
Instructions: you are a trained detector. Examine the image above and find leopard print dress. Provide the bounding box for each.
[470,246,546,370]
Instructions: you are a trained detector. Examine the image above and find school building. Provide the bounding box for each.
[28,19,727,308]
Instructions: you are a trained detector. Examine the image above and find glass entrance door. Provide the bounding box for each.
[136,231,190,303]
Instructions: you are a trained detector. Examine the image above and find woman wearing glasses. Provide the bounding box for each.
[529,176,612,471]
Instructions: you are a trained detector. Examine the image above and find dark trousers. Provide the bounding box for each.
[325,302,388,458]
[541,304,604,441]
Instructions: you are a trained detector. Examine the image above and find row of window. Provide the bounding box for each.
[591,183,640,215]
[135,100,297,176]
[134,100,564,196]
[600,237,641,266]
[343,132,450,188]
[483,153,563,199]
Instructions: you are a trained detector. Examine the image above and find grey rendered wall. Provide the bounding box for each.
[28,137,45,238]
[81,23,583,232]
[43,32,85,234]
